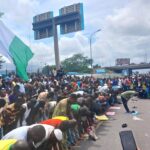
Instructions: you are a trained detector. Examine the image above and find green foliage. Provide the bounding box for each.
[49,65,56,70]
[42,65,52,76]
[93,64,101,69]
[61,53,92,73]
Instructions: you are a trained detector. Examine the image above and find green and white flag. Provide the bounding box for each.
[0,21,33,81]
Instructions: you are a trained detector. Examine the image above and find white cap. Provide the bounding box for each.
[54,129,63,141]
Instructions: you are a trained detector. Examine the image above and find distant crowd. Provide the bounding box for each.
[0,71,150,150]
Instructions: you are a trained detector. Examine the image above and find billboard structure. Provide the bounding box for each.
[32,3,84,69]
[33,11,54,40]
[116,58,130,66]
[59,3,84,34]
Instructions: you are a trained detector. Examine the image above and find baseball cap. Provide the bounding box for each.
[54,129,63,141]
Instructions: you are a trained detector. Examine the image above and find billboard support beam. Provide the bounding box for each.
[53,19,60,69]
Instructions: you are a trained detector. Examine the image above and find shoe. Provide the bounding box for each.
[131,110,135,113]
[122,123,127,128]
[126,111,131,113]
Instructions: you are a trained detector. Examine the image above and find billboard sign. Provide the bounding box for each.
[59,3,84,34]
[33,11,53,23]
[116,58,130,66]
[34,28,53,40]
[33,11,53,39]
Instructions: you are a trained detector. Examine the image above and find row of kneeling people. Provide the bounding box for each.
[0,92,112,150]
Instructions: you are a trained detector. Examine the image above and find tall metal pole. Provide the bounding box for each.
[53,19,60,70]
[90,29,101,74]
[90,37,93,70]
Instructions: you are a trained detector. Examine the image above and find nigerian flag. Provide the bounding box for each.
[0,20,33,81]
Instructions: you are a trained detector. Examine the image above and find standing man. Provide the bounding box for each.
[121,90,138,113]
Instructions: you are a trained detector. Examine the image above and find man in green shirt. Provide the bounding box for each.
[121,91,138,113]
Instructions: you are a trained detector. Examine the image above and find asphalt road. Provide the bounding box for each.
[76,98,150,150]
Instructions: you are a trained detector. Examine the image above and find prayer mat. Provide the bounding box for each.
[106,111,116,116]
[95,115,109,121]
[109,106,121,110]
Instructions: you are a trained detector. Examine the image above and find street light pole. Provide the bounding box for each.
[90,29,101,74]
[90,37,92,70]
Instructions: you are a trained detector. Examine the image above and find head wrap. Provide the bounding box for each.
[52,116,69,121]
[71,104,80,112]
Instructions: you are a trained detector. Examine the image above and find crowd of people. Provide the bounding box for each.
[0,72,150,150]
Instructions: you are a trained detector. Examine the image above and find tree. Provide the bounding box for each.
[42,65,52,76]
[61,53,92,73]
[48,65,56,70]
[93,64,101,69]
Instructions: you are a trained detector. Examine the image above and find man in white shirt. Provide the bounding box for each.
[2,126,30,141]
[2,124,62,149]
[99,84,109,94]
[17,80,25,94]
[19,100,37,126]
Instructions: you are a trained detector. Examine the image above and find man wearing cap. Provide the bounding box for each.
[2,124,62,149]
[39,117,76,148]
[32,127,63,150]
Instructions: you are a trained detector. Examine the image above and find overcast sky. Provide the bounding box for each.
[1,0,150,71]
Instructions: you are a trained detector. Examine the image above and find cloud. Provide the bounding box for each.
[1,0,150,71]
[95,0,150,65]
[59,32,89,56]
[106,0,150,36]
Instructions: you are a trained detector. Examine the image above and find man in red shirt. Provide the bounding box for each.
[39,119,76,132]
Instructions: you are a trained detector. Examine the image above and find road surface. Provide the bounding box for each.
[76,98,150,150]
